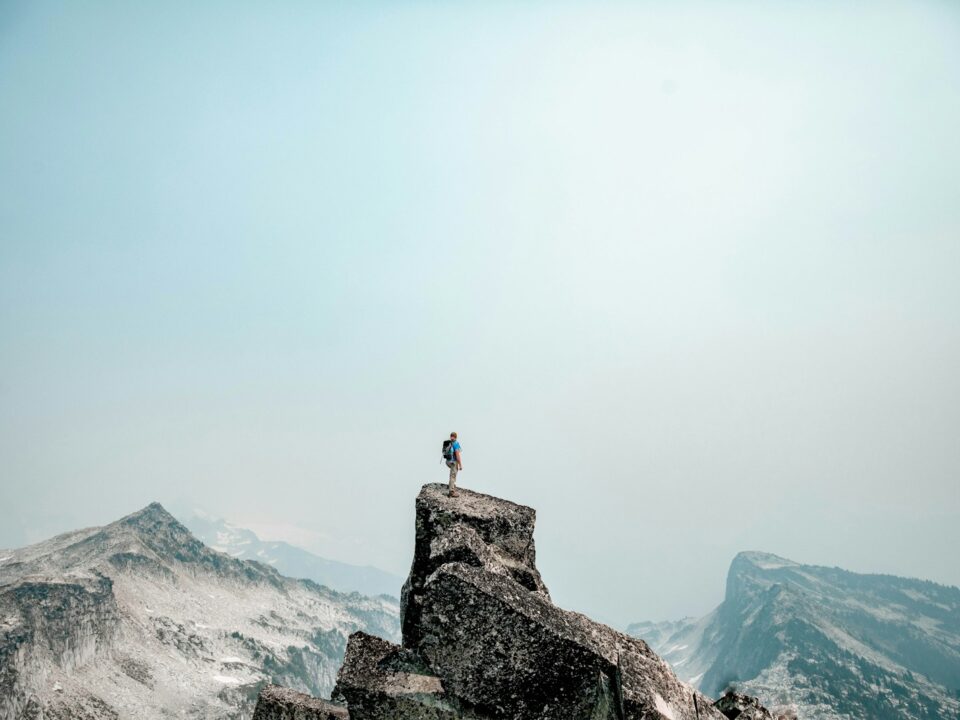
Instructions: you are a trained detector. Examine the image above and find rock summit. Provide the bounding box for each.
[255,484,762,719]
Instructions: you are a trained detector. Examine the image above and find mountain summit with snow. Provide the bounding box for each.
[0,503,399,720]
[629,551,960,720]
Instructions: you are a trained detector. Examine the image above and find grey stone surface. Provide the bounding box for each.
[417,561,722,719]
[260,483,772,720]
[333,631,483,719]
[253,684,349,720]
[401,484,548,648]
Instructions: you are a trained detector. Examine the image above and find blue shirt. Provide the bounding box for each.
[446,440,462,463]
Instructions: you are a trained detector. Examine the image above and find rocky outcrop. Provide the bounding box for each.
[253,685,349,719]
[0,575,120,720]
[714,691,773,720]
[260,483,752,719]
[401,484,725,719]
[399,485,548,649]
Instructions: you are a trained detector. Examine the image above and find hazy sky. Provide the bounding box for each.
[2,1,958,627]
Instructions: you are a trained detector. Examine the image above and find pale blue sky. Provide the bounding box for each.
[1,1,958,626]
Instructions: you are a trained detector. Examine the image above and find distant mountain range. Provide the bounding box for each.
[628,551,960,720]
[175,508,403,599]
[0,503,399,720]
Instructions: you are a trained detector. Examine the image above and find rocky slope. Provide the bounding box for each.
[0,504,399,720]
[628,551,960,720]
[176,509,403,599]
[255,484,766,719]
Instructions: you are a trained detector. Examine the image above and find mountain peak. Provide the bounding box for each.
[122,501,178,523]
[101,502,275,583]
[1,511,401,720]
[112,502,194,544]
[637,551,960,719]
[732,551,799,571]
[724,551,805,609]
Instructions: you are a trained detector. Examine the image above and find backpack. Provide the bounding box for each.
[442,440,456,462]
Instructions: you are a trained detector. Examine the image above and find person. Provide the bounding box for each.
[445,432,463,497]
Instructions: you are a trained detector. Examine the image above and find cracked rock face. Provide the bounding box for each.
[0,575,120,720]
[397,486,722,719]
[400,484,549,650]
[396,484,730,720]
[259,483,773,720]
[331,631,483,719]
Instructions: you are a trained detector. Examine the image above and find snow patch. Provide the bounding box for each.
[654,694,676,720]
[219,657,245,664]
[0,556,11,564]
[213,675,241,684]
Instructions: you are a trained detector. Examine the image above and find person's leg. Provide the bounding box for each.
[448,462,458,495]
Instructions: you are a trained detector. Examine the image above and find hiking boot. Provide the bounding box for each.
[449,491,459,497]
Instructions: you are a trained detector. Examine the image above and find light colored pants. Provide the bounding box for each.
[446,461,459,492]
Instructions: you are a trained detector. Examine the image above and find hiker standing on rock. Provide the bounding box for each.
[442,432,463,497]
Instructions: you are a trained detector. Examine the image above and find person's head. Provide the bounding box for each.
[450,432,458,440]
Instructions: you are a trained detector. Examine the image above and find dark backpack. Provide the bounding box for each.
[442,440,455,462]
